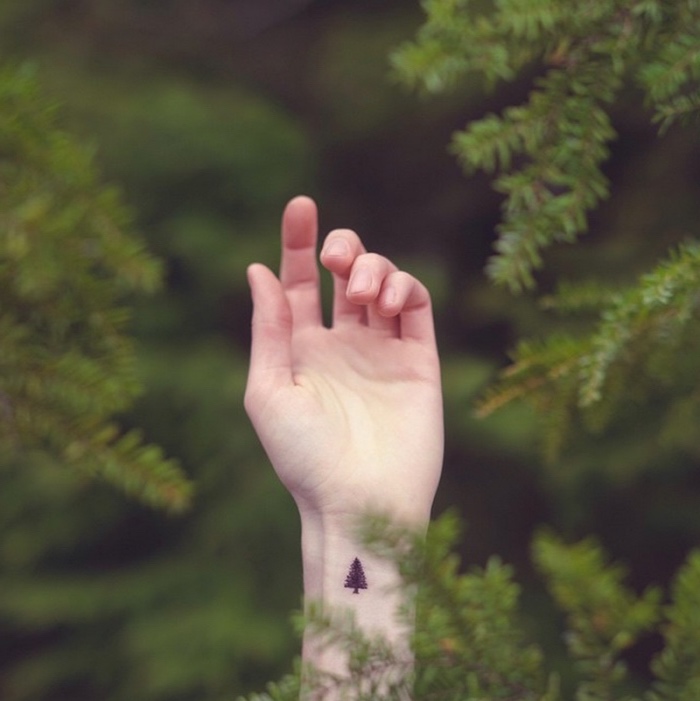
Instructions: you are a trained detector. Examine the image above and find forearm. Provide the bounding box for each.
[299,508,425,695]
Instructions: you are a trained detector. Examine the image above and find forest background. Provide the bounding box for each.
[2,0,700,699]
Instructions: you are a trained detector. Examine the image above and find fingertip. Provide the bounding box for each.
[287,194,316,207]
[320,229,360,273]
[377,284,399,316]
[284,194,317,214]
[246,261,263,278]
[246,263,257,290]
[282,196,318,251]
[400,279,436,344]
[246,262,270,289]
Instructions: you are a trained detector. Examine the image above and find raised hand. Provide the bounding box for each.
[244,195,443,526]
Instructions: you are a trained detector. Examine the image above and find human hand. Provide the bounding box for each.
[245,196,443,527]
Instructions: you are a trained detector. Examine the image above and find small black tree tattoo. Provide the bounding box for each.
[344,557,368,594]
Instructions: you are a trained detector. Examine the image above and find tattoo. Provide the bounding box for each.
[344,557,368,594]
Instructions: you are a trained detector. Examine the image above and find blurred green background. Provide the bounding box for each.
[2,1,700,699]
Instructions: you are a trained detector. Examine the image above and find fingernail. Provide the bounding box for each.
[382,285,397,307]
[324,239,349,257]
[348,267,372,294]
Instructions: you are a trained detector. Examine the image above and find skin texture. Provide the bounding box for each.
[245,195,444,694]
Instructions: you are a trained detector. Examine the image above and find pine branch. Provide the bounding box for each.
[392,0,700,291]
[477,241,700,459]
[388,513,547,700]
[649,551,700,701]
[0,64,192,511]
[579,241,700,406]
[637,2,700,132]
[457,60,619,291]
[534,530,661,701]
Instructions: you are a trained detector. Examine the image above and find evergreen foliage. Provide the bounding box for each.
[477,240,700,462]
[0,64,191,511]
[650,552,700,701]
[394,0,700,469]
[240,512,700,700]
[393,0,700,292]
[533,530,661,700]
[0,57,309,699]
[4,0,700,698]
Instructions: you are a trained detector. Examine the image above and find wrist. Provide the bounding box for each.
[295,492,433,535]
[297,506,424,639]
[298,509,417,685]
[292,475,436,688]
[296,493,431,610]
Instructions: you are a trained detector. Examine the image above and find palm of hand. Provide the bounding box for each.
[291,324,441,513]
[253,323,442,524]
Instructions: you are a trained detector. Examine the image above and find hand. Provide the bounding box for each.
[245,196,443,526]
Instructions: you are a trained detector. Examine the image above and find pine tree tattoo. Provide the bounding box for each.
[344,557,368,594]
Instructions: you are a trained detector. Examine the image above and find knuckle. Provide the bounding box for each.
[391,270,413,284]
[355,252,390,270]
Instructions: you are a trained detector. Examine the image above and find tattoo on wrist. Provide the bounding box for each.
[344,557,368,594]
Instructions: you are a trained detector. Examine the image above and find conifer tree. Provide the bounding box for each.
[0,64,192,512]
[344,557,368,594]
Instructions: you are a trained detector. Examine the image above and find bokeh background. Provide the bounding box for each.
[2,1,700,699]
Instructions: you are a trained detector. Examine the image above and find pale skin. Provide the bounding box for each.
[245,196,444,693]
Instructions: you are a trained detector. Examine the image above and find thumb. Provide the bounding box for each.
[244,263,294,415]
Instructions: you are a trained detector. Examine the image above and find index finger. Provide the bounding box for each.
[279,196,322,329]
